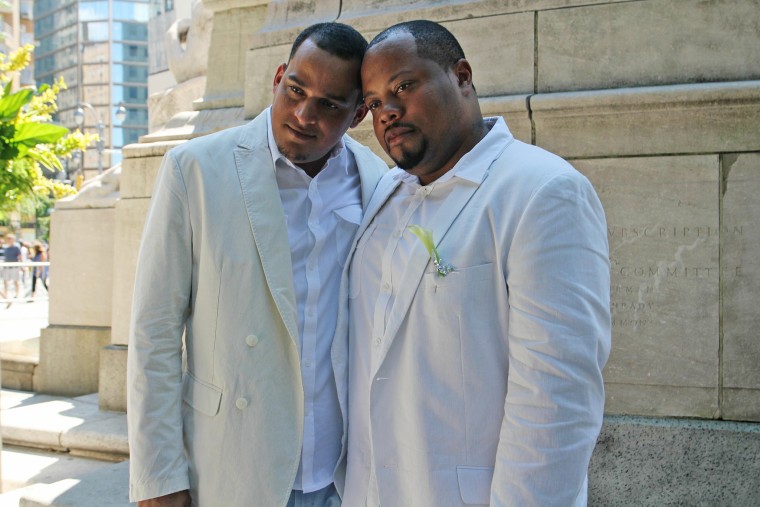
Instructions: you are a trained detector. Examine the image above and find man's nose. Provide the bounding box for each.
[295,100,318,125]
[377,99,402,124]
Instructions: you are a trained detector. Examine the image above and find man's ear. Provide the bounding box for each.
[349,102,368,128]
[272,63,287,93]
[453,58,474,91]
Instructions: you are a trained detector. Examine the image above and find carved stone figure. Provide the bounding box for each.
[166,0,213,84]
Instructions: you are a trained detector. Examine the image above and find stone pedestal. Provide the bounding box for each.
[1,356,37,391]
[722,153,760,421]
[97,146,172,412]
[35,174,117,397]
[35,326,111,396]
[577,156,721,418]
[28,0,752,502]
[589,416,760,505]
[99,345,128,412]
[94,0,760,427]
[47,207,115,328]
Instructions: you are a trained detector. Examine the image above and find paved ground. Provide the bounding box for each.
[0,278,48,347]
[0,389,129,506]
[0,282,118,506]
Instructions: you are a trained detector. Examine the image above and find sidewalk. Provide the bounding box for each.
[1,287,47,394]
[0,290,47,354]
[0,281,133,505]
[0,389,132,506]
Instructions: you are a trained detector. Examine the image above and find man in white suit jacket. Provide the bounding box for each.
[341,21,611,506]
[128,23,387,506]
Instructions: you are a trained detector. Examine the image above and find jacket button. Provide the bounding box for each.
[245,334,259,347]
[236,397,248,409]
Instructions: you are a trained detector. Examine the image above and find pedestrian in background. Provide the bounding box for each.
[2,234,22,305]
[31,242,49,297]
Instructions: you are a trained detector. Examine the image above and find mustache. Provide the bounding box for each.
[384,122,416,137]
[287,123,317,137]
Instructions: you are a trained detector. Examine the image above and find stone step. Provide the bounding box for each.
[1,389,127,462]
[0,389,131,506]
[1,355,38,393]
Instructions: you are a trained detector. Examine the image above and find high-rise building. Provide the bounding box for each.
[1,0,36,87]
[34,0,150,180]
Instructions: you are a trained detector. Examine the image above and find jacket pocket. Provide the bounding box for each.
[182,372,223,417]
[456,466,493,506]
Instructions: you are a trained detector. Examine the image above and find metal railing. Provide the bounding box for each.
[0,261,51,304]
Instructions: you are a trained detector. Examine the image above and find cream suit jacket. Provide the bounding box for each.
[127,111,387,506]
[339,128,611,506]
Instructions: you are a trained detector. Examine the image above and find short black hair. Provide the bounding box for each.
[288,22,368,63]
[367,20,465,69]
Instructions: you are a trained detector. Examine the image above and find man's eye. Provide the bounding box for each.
[289,86,303,95]
[320,99,339,110]
[366,101,380,111]
[396,82,411,93]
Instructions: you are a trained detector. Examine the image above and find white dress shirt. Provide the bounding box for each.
[347,117,508,506]
[267,108,362,492]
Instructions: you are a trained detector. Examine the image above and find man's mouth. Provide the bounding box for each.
[286,124,317,141]
[385,124,415,148]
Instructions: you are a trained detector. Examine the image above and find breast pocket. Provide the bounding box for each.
[422,262,494,299]
[334,205,362,268]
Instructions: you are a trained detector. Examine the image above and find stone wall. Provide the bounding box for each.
[105,0,760,418]
[89,0,759,501]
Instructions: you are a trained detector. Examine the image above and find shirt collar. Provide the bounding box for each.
[266,106,348,175]
[391,116,512,187]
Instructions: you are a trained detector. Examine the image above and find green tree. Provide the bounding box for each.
[0,44,97,212]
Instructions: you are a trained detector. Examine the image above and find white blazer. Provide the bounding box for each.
[339,128,611,506]
[127,111,387,506]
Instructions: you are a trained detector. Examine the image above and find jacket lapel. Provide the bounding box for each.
[356,172,401,234]
[372,178,485,375]
[345,137,388,210]
[233,117,299,348]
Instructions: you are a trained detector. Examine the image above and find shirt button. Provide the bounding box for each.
[392,230,402,238]
[236,397,248,409]
[245,334,259,347]
[375,337,382,346]
[304,360,312,368]
[382,283,391,292]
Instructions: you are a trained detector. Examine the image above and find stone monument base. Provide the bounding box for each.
[35,326,110,396]
[98,345,127,412]
[590,416,760,505]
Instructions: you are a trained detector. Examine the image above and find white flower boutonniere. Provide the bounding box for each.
[408,225,454,277]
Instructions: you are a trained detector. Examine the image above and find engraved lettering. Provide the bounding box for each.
[607,225,744,239]
[617,266,716,278]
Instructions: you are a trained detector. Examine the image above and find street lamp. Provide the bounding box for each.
[115,102,127,124]
[74,102,105,175]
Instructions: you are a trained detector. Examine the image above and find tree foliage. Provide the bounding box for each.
[0,44,98,211]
